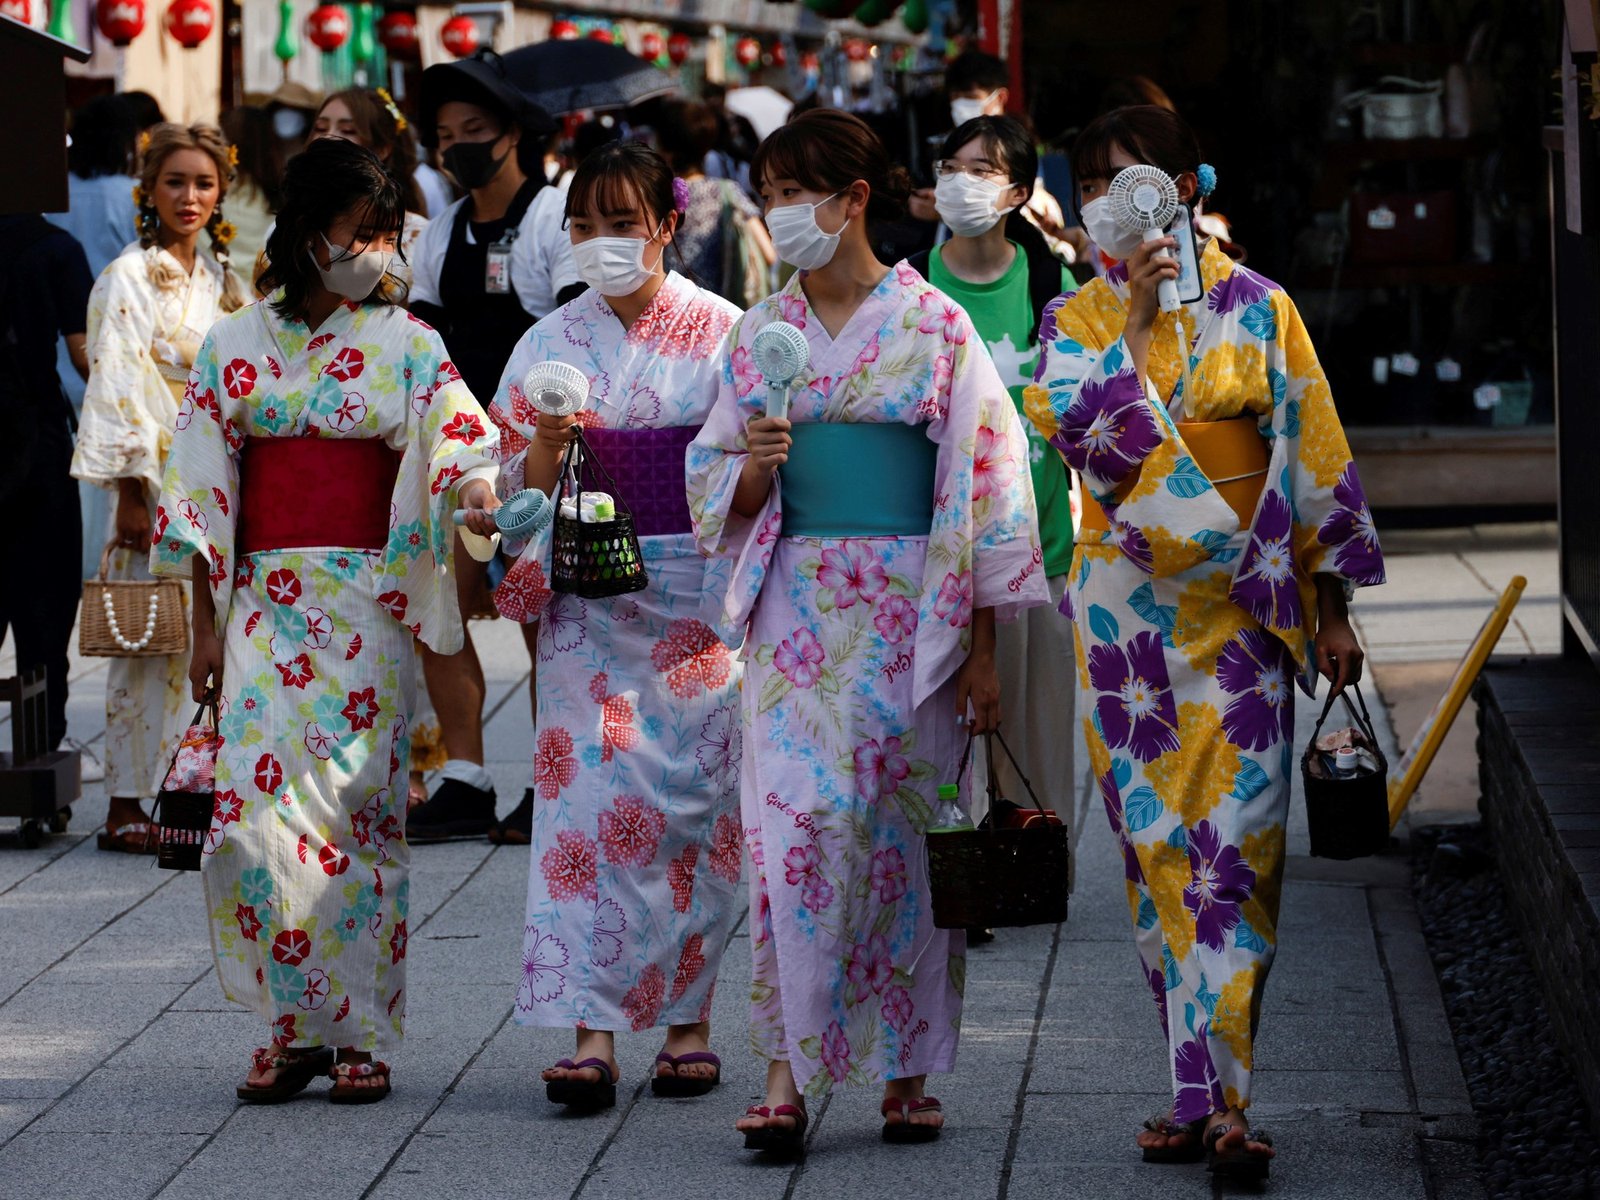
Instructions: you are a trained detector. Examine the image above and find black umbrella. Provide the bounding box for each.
[501,39,680,116]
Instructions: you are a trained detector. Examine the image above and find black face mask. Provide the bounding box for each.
[443,137,510,191]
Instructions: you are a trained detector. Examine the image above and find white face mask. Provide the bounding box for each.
[766,192,848,271]
[572,225,664,296]
[311,232,393,300]
[935,172,1016,238]
[1079,195,1146,262]
[950,94,993,127]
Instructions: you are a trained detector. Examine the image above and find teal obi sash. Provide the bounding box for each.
[781,422,937,538]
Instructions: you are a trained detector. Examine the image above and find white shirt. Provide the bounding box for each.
[408,181,578,322]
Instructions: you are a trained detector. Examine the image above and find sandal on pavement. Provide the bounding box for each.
[235,1046,334,1104]
[96,821,155,855]
[650,1051,721,1098]
[488,789,535,847]
[545,1057,618,1109]
[742,1104,807,1155]
[1140,1113,1206,1163]
[329,1059,392,1104]
[881,1096,943,1144]
[1205,1123,1274,1181]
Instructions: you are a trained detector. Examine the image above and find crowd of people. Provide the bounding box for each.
[0,47,1388,1179]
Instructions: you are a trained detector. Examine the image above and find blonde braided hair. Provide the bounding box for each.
[136,122,248,313]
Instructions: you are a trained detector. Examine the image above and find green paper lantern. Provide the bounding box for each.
[802,0,857,16]
[48,0,74,44]
[901,0,927,34]
[351,1,376,63]
[853,0,898,28]
[274,0,296,63]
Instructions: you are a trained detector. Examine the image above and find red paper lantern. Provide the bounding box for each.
[844,38,870,62]
[96,0,146,45]
[440,13,477,57]
[164,0,212,48]
[638,30,663,61]
[586,25,613,42]
[0,1,30,22]
[376,10,418,59]
[666,30,690,65]
[734,36,760,68]
[304,4,348,52]
[549,18,577,39]
[767,41,787,68]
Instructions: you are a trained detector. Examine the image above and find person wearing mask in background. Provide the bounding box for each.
[907,114,1080,887]
[654,98,774,307]
[406,53,582,845]
[0,216,93,764]
[71,123,248,855]
[688,109,1048,1153]
[263,81,321,165]
[218,105,283,281]
[491,143,745,1109]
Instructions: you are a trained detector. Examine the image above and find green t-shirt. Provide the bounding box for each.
[930,240,1074,578]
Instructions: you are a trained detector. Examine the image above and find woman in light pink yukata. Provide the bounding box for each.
[688,109,1050,1154]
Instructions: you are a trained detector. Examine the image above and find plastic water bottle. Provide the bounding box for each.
[929,783,973,833]
[1333,748,1360,778]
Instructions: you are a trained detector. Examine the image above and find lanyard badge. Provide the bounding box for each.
[485,226,518,295]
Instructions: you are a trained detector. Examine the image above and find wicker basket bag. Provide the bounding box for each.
[79,539,188,658]
[927,731,1071,929]
[551,429,648,599]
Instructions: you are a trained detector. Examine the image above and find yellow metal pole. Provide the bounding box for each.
[1386,575,1527,830]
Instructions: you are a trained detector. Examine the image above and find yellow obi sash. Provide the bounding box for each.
[1078,416,1269,532]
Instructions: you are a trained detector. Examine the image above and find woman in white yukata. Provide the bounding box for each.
[687,110,1050,1154]
[492,143,744,1110]
[72,122,248,854]
[152,139,501,1104]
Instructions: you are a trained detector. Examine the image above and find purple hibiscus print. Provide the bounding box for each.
[1316,464,1385,585]
[1053,369,1161,483]
[1173,1028,1227,1124]
[1096,765,1144,885]
[1088,631,1181,763]
[1147,964,1170,1041]
[1106,516,1155,574]
[1206,266,1276,316]
[1183,820,1256,953]
[1216,628,1294,751]
[1231,491,1302,632]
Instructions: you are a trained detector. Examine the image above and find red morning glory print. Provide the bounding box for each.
[389,919,408,964]
[275,653,315,690]
[223,358,257,399]
[1087,630,1181,763]
[431,463,463,496]
[376,591,407,621]
[214,789,242,824]
[264,568,301,606]
[649,619,732,699]
[441,411,485,444]
[342,687,380,731]
[307,333,335,354]
[235,903,262,941]
[325,346,365,381]
[271,928,311,966]
[1182,819,1256,953]
[254,754,283,795]
[318,842,350,876]
[1216,628,1294,751]
[271,1014,297,1047]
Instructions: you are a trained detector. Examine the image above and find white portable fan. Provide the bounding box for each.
[521,360,590,419]
[750,321,810,419]
[1107,163,1182,314]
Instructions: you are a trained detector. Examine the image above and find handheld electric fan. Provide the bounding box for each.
[453,488,555,538]
[1108,164,1182,314]
[750,321,810,420]
[521,360,590,421]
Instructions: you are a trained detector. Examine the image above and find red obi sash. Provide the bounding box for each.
[237,437,401,555]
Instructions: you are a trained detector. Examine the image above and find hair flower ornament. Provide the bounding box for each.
[1196,162,1217,198]
[376,87,407,133]
[671,176,691,214]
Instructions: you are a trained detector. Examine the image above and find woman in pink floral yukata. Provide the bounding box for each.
[688,109,1049,1154]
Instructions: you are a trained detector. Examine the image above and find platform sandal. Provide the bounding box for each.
[1140,1113,1206,1163]
[1205,1122,1274,1181]
[235,1046,334,1104]
[544,1057,618,1110]
[650,1050,721,1098]
[328,1059,391,1104]
[742,1104,807,1156]
[881,1095,943,1144]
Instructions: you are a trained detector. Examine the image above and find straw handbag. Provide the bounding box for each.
[79,539,188,658]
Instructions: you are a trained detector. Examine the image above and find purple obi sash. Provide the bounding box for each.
[581,425,700,538]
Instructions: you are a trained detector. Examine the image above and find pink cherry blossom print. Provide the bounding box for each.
[542,829,599,903]
[816,541,889,610]
[518,929,570,1009]
[649,619,733,699]
[779,292,808,328]
[621,963,666,1031]
[534,728,579,801]
[774,628,826,688]
[844,933,893,1002]
[599,794,668,868]
[881,985,914,1032]
[801,874,835,913]
[784,844,821,886]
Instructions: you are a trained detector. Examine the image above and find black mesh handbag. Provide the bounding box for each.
[1301,682,1391,860]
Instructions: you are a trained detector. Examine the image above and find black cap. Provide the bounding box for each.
[418,51,557,148]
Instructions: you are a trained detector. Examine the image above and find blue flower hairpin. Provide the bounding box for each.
[1196,163,1217,198]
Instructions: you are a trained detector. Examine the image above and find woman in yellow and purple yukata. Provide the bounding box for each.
[1024,105,1385,1181]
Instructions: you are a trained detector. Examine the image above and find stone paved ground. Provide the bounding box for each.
[0,526,1551,1200]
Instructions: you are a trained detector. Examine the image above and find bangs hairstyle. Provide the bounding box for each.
[1071,104,1203,190]
[752,108,910,222]
[261,137,408,320]
[564,141,677,229]
[940,115,1037,191]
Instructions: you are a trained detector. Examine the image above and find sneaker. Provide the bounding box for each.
[64,737,105,784]
[406,778,497,843]
[488,788,535,846]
